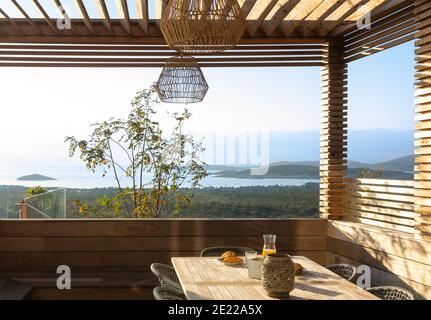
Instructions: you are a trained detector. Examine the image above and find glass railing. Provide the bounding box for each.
[0,187,67,219]
[0,186,27,218]
[21,188,67,219]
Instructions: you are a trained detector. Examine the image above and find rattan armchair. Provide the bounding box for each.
[200,246,256,257]
[153,286,186,300]
[366,286,415,300]
[325,264,357,282]
[150,263,184,296]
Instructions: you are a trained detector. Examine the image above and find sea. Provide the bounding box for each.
[0,166,317,189]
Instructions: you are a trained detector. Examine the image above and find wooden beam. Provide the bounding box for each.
[331,0,406,37]
[298,0,346,36]
[320,0,369,36]
[32,0,58,34]
[320,40,348,220]
[0,56,321,62]
[345,0,389,21]
[0,8,23,34]
[155,0,168,29]
[279,0,325,36]
[136,0,149,35]
[0,44,323,50]
[75,0,96,35]
[343,1,414,44]
[261,0,301,36]
[0,62,323,68]
[246,0,278,36]
[343,2,415,62]
[116,0,132,36]
[53,0,78,35]
[331,0,413,37]
[0,32,327,44]
[238,0,258,17]
[95,0,114,35]
[11,0,41,34]
[0,50,323,57]
[414,0,431,242]
[345,22,415,58]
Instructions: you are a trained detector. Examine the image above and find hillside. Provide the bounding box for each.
[214,163,413,180]
[270,160,370,168]
[371,154,414,172]
[215,164,319,179]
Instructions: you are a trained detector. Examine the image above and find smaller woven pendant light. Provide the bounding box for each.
[160,0,246,54]
[155,56,209,104]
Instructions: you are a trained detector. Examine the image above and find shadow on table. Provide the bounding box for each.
[286,282,343,300]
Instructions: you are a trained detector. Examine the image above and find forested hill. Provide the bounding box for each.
[214,164,413,180]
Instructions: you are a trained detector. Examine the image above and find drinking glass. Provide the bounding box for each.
[245,251,258,266]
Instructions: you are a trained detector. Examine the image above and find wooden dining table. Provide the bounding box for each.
[171,256,379,300]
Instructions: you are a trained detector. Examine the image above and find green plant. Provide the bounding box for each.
[66,86,207,218]
[356,167,383,179]
[26,186,48,197]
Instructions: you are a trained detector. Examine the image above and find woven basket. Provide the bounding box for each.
[155,56,209,104]
[160,0,246,53]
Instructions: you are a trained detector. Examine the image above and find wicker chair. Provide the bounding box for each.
[150,263,184,295]
[325,264,357,282]
[366,286,415,300]
[200,246,256,257]
[153,286,186,300]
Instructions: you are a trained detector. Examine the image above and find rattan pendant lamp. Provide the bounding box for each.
[160,0,246,54]
[155,56,209,104]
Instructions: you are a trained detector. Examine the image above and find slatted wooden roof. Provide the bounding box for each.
[0,0,414,67]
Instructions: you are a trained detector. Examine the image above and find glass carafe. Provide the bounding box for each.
[262,234,277,257]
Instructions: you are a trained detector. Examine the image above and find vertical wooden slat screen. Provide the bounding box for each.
[414,0,431,241]
[320,40,348,220]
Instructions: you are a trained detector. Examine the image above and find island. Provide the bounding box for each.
[213,164,413,180]
[17,174,56,181]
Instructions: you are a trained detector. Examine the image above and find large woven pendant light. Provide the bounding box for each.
[155,56,209,104]
[160,0,246,54]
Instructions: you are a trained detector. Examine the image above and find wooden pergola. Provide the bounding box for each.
[0,0,430,299]
[0,0,416,67]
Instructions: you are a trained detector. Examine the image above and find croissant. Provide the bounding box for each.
[294,262,303,274]
[221,251,237,260]
[223,256,243,263]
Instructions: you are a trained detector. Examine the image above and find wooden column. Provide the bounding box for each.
[414,0,431,241]
[18,200,28,219]
[320,40,348,220]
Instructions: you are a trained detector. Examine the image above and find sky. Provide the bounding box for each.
[0,41,414,169]
[0,0,158,19]
[0,1,415,169]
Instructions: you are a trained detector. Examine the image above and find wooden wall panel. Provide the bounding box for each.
[345,178,415,233]
[414,0,431,241]
[326,252,431,299]
[327,220,431,299]
[0,219,326,299]
[320,40,348,220]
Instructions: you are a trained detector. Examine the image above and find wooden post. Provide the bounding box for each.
[19,200,28,219]
[320,39,348,220]
[414,0,431,241]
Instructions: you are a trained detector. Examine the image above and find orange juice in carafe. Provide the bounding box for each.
[262,248,277,257]
[262,234,276,257]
